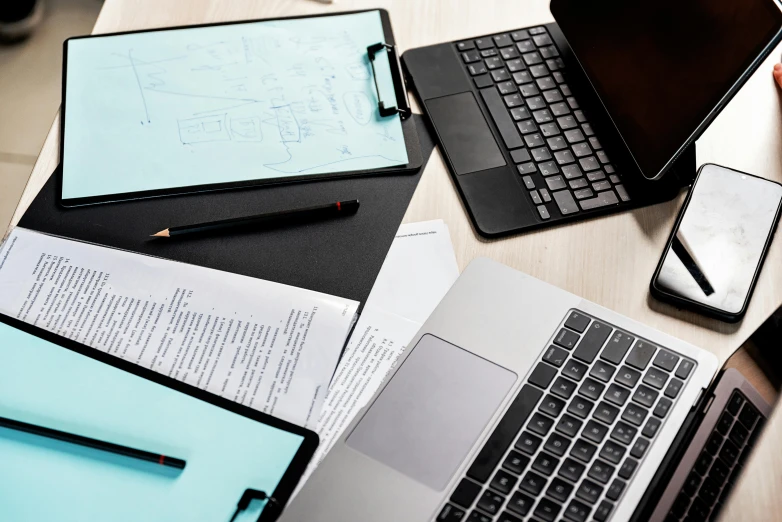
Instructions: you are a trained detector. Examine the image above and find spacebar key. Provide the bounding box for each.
[466,384,543,483]
[480,88,524,149]
[579,190,619,210]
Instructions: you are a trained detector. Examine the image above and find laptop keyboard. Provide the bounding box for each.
[666,391,765,522]
[454,26,631,222]
[436,310,696,522]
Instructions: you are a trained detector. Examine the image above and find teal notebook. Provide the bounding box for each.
[0,314,318,522]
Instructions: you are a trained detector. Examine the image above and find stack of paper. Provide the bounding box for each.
[0,228,358,429]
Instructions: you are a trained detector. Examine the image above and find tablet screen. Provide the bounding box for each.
[552,0,782,179]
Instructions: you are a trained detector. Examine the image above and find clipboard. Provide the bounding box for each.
[0,313,318,522]
[58,9,422,207]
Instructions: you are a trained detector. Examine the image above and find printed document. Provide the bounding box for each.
[0,228,359,429]
[296,220,460,491]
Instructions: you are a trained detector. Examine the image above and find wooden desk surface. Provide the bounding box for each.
[7,0,782,519]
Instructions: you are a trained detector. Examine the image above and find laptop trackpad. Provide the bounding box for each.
[346,334,516,491]
[426,92,507,175]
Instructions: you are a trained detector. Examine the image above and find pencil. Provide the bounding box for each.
[0,415,186,470]
[151,200,360,239]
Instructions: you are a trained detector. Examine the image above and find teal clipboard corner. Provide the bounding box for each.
[58,9,423,207]
[0,312,318,522]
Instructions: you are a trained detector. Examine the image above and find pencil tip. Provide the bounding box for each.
[151,229,170,238]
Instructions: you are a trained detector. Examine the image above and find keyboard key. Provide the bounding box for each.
[534,497,562,522]
[507,59,526,73]
[490,469,518,495]
[592,180,611,192]
[552,377,577,400]
[520,83,540,97]
[590,360,616,383]
[529,412,555,436]
[509,108,531,123]
[475,37,494,49]
[653,350,679,372]
[581,122,594,136]
[510,148,531,164]
[541,344,568,367]
[539,46,559,59]
[539,123,560,137]
[727,392,744,415]
[545,432,571,457]
[573,188,593,200]
[586,170,606,182]
[530,64,549,77]
[559,457,586,482]
[516,431,543,455]
[480,49,498,58]
[562,164,582,180]
[477,490,504,515]
[739,404,760,430]
[710,458,728,483]
[473,74,493,88]
[438,503,466,521]
[521,175,535,190]
[491,68,511,82]
[706,432,723,455]
[622,403,648,427]
[563,499,590,522]
[596,150,610,164]
[554,149,576,165]
[533,109,554,123]
[676,359,695,380]
[556,75,568,87]
[524,133,545,148]
[552,328,578,349]
[529,362,558,389]
[572,108,586,121]
[468,63,488,75]
[583,420,609,443]
[653,397,673,418]
[518,162,537,176]
[573,320,612,364]
[540,394,566,418]
[555,414,583,437]
[468,508,491,522]
[565,311,590,333]
[593,401,620,425]
[578,190,619,210]
[507,491,535,517]
[618,457,638,479]
[579,378,605,401]
[547,136,567,151]
[642,417,661,438]
[626,341,656,370]
[553,189,579,215]
[511,30,530,41]
[457,40,476,51]
[529,27,546,35]
[547,477,574,503]
[716,412,733,435]
[497,80,517,95]
[606,478,625,501]
[538,161,560,176]
[579,156,600,172]
[533,33,552,46]
[570,438,598,463]
[576,479,603,505]
[519,470,547,495]
[632,385,658,408]
[452,479,482,508]
[546,176,567,191]
[550,102,570,116]
[615,366,641,388]
[485,57,503,69]
[564,128,585,143]
[532,451,559,476]
[572,142,591,157]
[630,437,649,458]
[557,115,578,129]
[588,460,614,484]
[570,179,588,190]
[516,40,535,53]
[611,422,637,445]
[462,50,480,63]
[643,367,668,390]
[605,384,631,406]
[493,34,513,47]
[467,384,543,483]
[567,97,580,110]
[568,396,594,419]
[543,87,562,102]
[562,358,589,381]
[594,500,614,521]
[502,450,530,475]
[480,89,524,149]
[588,136,602,149]
[600,330,635,364]
[539,188,552,202]
[729,422,749,447]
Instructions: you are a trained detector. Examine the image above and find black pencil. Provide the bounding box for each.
[151,200,360,239]
[0,415,186,469]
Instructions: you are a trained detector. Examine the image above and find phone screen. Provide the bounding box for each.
[654,164,782,316]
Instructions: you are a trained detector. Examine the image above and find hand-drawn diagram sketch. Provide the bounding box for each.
[61,11,408,200]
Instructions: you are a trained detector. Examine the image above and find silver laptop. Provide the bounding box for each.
[281,258,719,522]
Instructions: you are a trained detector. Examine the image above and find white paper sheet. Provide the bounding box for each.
[0,228,359,429]
[295,220,460,492]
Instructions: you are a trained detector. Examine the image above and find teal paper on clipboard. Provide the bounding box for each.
[59,9,421,206]
[0,313,318,522]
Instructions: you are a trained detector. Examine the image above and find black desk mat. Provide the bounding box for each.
[19,115,435,312]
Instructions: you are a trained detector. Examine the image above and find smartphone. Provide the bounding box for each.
[651,163,782,322]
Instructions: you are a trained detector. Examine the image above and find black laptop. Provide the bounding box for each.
[402,0,782,237]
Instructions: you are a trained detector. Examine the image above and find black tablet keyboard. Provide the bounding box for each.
[436,310,695,522]
[666,391,765,522]
[454,26,631,221]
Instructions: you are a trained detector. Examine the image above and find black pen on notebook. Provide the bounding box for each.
[151,200,360,239]
[0,415,186,470]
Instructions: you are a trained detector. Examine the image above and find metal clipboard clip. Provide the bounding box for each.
[367,42,412,119]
